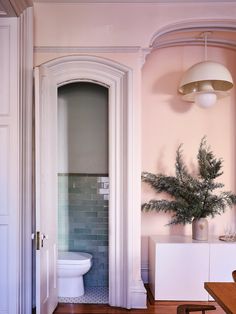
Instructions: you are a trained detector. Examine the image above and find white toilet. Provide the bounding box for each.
[57,251,93,297]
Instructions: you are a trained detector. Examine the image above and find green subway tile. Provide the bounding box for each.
[96,235,108,240]
[74,228,92,234]
[92,229,108,235]
[58,174,109,287]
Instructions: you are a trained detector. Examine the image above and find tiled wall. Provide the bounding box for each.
[58,174,109,287]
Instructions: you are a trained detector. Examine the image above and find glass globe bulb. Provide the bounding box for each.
[194,92,217,108]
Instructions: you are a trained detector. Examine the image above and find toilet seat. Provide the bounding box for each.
[58,251,92,265]
[57,250,93,297]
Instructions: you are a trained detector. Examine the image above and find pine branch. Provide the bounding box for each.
[141,137,236,225]
[198,137,223,180]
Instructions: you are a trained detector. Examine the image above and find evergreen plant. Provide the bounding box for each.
[142,137,236,224]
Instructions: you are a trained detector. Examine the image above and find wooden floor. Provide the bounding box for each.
[54,302,224,314]
[53,287,225,314]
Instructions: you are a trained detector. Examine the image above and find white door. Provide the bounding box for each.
[35,67,58,314]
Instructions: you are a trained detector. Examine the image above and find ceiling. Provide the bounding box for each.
[1,0,236,16]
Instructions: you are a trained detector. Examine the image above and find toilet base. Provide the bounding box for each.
[58,276,84,297]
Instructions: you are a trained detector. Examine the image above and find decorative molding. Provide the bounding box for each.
[0,0,32,17]
[0,225,8,314]
[151,37,236,50]
[0,17,20,314]
[34,45,141,54]
[0,127,9,216]
[141,48,151,67]
[10,0,33,15]
[0,24,10,115]
[19,7,34,314]
[141,19,236,62]
[150,19,236,42]
[0,0,16,16]
[150,19,236,50]
[36,55,146,309]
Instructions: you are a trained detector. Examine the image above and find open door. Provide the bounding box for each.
[34,67,58,314]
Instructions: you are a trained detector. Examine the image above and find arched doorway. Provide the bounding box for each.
[34,55,146,312]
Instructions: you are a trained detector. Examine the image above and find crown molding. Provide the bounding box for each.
[0,10,7,15]
[152,37,236,51]
[150,19,236,53]
[34,45,142,53]
[10,0,33,16]
[0,0,32,17]
[0,0,16,16]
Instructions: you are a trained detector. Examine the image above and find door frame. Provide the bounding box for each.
[35,54,145,308]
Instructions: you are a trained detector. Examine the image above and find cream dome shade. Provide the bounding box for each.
[178,61,234,107]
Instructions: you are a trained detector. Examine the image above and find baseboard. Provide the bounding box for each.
[130,279,147,308]
[141,262,149,284]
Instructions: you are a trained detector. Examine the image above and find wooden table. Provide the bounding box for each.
[205,282,236,314]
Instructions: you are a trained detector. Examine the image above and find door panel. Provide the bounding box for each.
[35,67,58,314]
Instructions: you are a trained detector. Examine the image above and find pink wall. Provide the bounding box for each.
[33,1,236,280]
[34,2,236,47]
[141,45,236,268]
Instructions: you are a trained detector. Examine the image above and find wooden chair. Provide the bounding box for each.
[232,270,236,282]
[177,304,216,314]
[176,269,236,313]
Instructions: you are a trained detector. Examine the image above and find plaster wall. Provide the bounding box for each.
[33,2,236,47]
[141,45,236,275]
[58,82,108,174]
[33,1,236,284]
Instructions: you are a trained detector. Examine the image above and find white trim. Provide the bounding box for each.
[0,0,32,17]
[151,37,236,51]
[34,45,141,54]
[149,19,236,52]
[0,0,16,16]
[19,7,34,314]
[141,262,149,284]
[150,19,236,44]
[0,17,20,314]
[36,55,146,309]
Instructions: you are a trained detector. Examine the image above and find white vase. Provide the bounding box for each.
[192,218,208,241]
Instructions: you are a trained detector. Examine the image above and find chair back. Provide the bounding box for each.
[177,304,216,313]
[232,270,236,282]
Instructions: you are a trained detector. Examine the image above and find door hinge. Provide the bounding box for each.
[32,231,41,250]
[36,231,41,250]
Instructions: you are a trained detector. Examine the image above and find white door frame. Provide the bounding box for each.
[36,54,146,309]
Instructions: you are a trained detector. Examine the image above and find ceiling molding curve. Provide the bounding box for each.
[10,0,33,16]
[149,19,236,52]
[0,0,33,17]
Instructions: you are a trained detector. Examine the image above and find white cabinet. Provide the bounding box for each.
[210,243,236,282]
[149,235,236,301]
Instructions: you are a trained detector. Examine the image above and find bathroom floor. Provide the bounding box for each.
[58,287,109,304]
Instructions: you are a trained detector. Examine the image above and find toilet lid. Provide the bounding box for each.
[58,251,92,265]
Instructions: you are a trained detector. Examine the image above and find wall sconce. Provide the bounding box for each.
[178,32,234,108]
